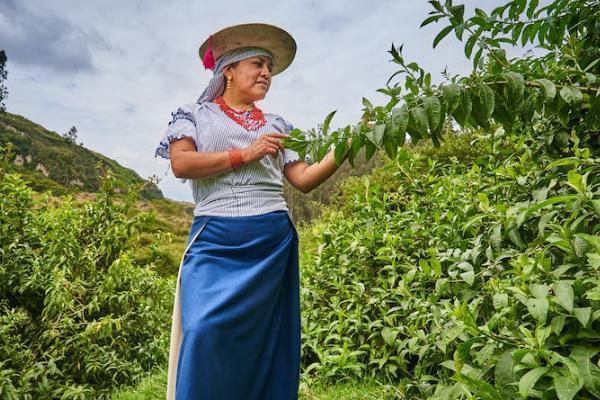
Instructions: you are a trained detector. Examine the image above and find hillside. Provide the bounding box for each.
[0,111,162,200]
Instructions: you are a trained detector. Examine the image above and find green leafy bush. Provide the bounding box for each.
[0,153,173,399]
[299,129,600,398]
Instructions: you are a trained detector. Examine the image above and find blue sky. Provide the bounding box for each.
[1,0,509,202]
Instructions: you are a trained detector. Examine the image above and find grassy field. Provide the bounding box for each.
[111,368,400,400]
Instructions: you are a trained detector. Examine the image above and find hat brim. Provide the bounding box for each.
[198,23,296,76]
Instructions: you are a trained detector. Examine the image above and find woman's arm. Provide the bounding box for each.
[284,145,349,193]
[170,133,289,179]
[170,137,233,179]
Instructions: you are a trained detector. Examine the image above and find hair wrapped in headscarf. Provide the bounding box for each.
[197,46,275,104]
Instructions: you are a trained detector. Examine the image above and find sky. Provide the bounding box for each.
[1,0,510,202]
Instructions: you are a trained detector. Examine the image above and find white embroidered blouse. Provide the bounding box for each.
[155,101,307,217]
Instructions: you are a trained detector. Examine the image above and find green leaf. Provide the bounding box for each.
[559,86,583,105]
[362,98,373,112]
[567,170,585,194]
[553,281,574,312]
[493,293,508,310]
[334,141,347,166]
[391,104,409,137]
[471,83,495,125]
[504,72,525,101]
[317,142,330,161]
[372,124,385,147]
[449,5,465,23]
[527,298,549,323]
[322,110,337,135]
[441,83,461,113]
[429,0,443,12]
[536,78,556,102]
[420,14,444,27]
[365,130,376,146]
[347,133,363,167]
[410,106,429,137]
[495,350,516,396]
[526,0,540,18]
[384,140,398,160]
[454,337,480,373]
[423,96,442,132]
[433,25,454,48]
[452,87,472,126]
[454,373,503,400]
[570,346,600,396]
[464,33,478,58]
[531,283,548,299]
[545,157,581,170]
[508,226,525,248]
[365,140,377,161]
[519,367,549,398]
[578,234,600,253]
[574,307,591,327]
[525,195,579,218]
[552,315,567,336]
[460,270,475,286]
[381,327,397,345]
[473,47,483,69]
[554,375,581,400]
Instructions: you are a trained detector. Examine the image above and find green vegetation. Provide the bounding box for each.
[284,147,385,224]
[0,111,162,200]
[110,368,399,400]
[0,159,173,399]
[293,0,600,397]
[2,0,599,398]
[285,0,599,167]
[299,129,600,398]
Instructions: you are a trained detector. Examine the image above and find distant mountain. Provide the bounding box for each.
[0,111,162,199]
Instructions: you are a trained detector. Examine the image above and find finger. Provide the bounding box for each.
[265,133,290,139]
[263,137,284,149]
[263,144,279,155]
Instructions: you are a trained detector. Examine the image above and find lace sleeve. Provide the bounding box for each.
[154,104,197,159]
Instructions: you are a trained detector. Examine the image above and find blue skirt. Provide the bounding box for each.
[175,210,300,399]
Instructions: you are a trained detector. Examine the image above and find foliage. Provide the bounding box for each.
[284,0,599,165]
[63,126,79,145]
[292,3,600,395]
[299,128,600,398]
[133,198,194,277]
[0,150,173,399]
[284,147,385,224]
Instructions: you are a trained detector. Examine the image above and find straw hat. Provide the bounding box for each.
[198,23,297,76]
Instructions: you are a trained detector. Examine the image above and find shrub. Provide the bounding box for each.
[0,153,173,399]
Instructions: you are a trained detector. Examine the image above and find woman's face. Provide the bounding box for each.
[225,56,274,102]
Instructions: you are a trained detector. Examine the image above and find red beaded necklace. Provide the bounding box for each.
[215,96,266,131]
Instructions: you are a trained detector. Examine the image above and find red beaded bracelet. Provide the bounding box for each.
[228,149,243,169]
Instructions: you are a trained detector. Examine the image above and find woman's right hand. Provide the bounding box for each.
[241,133,289,163]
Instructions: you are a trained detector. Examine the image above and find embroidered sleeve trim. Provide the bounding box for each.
[154,131,196,159]
[155,107,197,159]
[168,108,195,126]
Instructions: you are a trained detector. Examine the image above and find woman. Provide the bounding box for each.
[155,23,349,399]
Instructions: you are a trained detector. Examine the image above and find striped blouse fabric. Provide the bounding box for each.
[155,101,307,217]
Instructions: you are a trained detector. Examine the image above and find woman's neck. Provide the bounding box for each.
[221,92,254,112]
